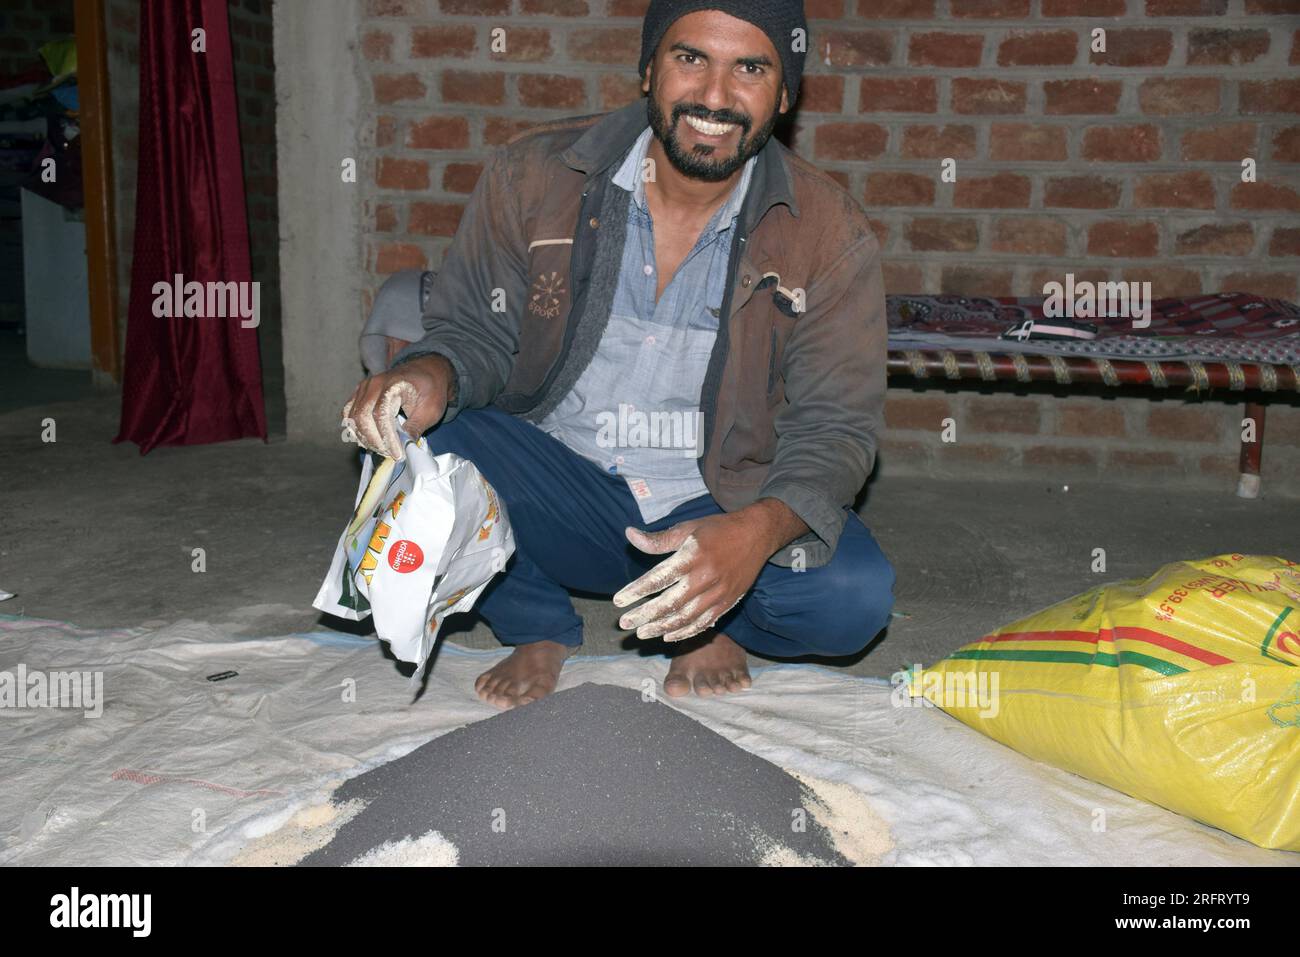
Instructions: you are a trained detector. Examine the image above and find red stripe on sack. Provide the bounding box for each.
[985,626,1231,666]
[1102,626,1233,666]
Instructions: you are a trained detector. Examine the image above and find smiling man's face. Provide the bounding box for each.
[642,10,790,183]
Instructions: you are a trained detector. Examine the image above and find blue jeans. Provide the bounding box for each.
[424,406,896,659]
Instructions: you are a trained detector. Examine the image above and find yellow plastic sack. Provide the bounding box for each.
[905,554,1300,851]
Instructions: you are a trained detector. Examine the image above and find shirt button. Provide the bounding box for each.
[741,274,752,288]
[645,335,656,345]
[643,264,654,276]
[615,455,625,464]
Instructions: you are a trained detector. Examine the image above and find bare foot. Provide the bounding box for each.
[663,630,752,698]
[474,640,574,710]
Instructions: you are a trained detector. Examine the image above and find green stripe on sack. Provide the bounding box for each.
[1261,606,1296,666]
[948,648,1187,676]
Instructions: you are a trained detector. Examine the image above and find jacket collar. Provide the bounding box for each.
[562,99,799,229]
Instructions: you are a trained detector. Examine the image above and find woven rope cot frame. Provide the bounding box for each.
[887,350,1300,392]
[885,350,1300,499]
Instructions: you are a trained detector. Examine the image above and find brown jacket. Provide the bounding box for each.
[391,99,887,568]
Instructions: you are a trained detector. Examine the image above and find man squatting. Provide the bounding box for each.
[344,0,897,709]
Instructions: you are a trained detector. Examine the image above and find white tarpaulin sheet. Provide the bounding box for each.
[0,613,1295,866]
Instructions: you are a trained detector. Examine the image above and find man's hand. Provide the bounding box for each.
[613,500,807,643]
[341,354,457,460]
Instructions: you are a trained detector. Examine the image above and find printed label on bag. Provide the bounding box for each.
[388,540,424,573]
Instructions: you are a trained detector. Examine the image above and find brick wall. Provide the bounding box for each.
[0,0,73,79]
[352,0,1300,495]
[882,383,1300,494]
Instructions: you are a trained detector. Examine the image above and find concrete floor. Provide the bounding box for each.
[3,374,1297,681]
[0,329,97,408]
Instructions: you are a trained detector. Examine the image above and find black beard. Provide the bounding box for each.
[646,95,779,183]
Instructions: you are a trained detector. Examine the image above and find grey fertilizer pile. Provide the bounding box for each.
[299,682,850,866]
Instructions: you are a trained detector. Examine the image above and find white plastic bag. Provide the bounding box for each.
[313,425,513,671]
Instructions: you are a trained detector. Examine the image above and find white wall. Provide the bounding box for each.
[21,190,91,369]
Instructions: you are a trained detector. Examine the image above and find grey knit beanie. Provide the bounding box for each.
[638,0,808,105]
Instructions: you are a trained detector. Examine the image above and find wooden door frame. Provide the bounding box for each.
[73,0,120,385]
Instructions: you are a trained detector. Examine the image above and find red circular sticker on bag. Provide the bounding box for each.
[388,540,424,573]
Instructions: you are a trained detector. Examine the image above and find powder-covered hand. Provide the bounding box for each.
[613,512,773,643]
[341,354,457,461]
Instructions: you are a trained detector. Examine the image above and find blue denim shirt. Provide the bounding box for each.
[537,126,756,523]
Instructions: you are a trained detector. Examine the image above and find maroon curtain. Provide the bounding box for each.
[115,0,266,453]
